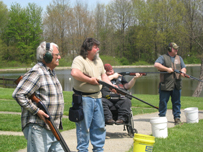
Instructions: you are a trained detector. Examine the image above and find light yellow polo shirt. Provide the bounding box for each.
[71,55,105,98]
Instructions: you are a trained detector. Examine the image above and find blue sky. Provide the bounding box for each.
[2,0,112,10]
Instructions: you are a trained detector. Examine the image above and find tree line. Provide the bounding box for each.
[0,0,203,96]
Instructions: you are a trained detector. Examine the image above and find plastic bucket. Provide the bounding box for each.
[133,134,155,152]
[150,117,168,138]
[184,107,199,123]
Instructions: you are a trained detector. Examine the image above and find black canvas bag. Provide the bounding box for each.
[69,94,84,122]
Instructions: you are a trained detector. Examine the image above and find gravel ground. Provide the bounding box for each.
[1,109,202,152]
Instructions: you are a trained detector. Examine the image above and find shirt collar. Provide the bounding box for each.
[38,62,55,76]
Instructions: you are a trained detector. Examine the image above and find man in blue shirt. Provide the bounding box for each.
[154,42,187,125]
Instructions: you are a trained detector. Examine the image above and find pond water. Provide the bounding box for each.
[0,65,202,97]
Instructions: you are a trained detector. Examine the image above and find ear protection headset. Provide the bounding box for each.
[168,42,172,52]
[43,43,53,63]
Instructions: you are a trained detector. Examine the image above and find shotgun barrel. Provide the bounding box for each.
[119,71,168,76]
[84,73,159,110]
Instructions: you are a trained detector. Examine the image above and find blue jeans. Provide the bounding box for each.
[76,97,106,152]
[23,124,64,152]
[159,87,181,119]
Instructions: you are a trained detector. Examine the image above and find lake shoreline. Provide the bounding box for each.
[0,64,201,72]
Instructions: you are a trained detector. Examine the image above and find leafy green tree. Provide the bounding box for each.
[128,0,186,63]
[0,1,9,60]
[2,3,43,64]
[0,1,8,36]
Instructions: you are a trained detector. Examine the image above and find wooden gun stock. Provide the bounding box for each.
[14,76,23,85]
[46,120,60,140]
[14,76,71,152]
[174,69,203,82]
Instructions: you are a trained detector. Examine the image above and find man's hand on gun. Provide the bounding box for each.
[180,70,186,77]
[88,77,99,85]
[133,73,142,80]
[166,67,174,73]
[110,84,118,94]
[172,69,186,77]
[37,110,49,123]
[112,73,121,79]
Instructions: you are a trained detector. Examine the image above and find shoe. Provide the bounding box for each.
[115,119,124,125]
[175,118,181,125]
[105,119,115,125]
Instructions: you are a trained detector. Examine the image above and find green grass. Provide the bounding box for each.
[0,88,76,152]
[0,114,75,132]
[100,55,122,65]
[1,87,203,152]
[0,87,15,100]
[63,91,73,116]
[0,87,73,115]
[0,114,75,152]
[132,107,157,115]
[131,94,203,110]
[0,114,22,131]
[0,135,27,152]
[152,119,203,152]
[62,117,76,130]
[128,120,203,152]
[0,100,21,112]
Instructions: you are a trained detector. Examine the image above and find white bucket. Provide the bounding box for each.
[150,117,168,138]
[184,107,199,123]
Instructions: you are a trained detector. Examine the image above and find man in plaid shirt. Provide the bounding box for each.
[13,41,64,152]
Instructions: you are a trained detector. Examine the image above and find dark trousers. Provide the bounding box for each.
[159,87,181,119]
[102,97,131,121]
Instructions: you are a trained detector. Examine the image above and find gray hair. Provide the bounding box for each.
[36,41,59,62]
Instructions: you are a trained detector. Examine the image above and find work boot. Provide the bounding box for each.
[175,118,181,125]
[115,119,124,125]
[105,119,115,125]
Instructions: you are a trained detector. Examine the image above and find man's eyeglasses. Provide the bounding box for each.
[52,53,60,57]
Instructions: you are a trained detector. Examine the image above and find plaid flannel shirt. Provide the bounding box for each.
[12,62,64,131]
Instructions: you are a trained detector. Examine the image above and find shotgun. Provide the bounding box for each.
[119,71,168,76]
[174,70,203,82]
[84,73,159,110]
[14,76,71,152]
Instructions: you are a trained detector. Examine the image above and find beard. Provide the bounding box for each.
[93,52,99,61]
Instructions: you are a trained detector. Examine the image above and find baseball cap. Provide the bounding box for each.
[171,42,179,49]
[104,64,112,72]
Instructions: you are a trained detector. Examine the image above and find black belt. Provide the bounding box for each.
[73,88,99,95]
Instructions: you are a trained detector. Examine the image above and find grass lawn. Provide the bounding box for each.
[0,87,203,152]
[153,119,203,152]
[0,135,27,152]
[128,119,203,152]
